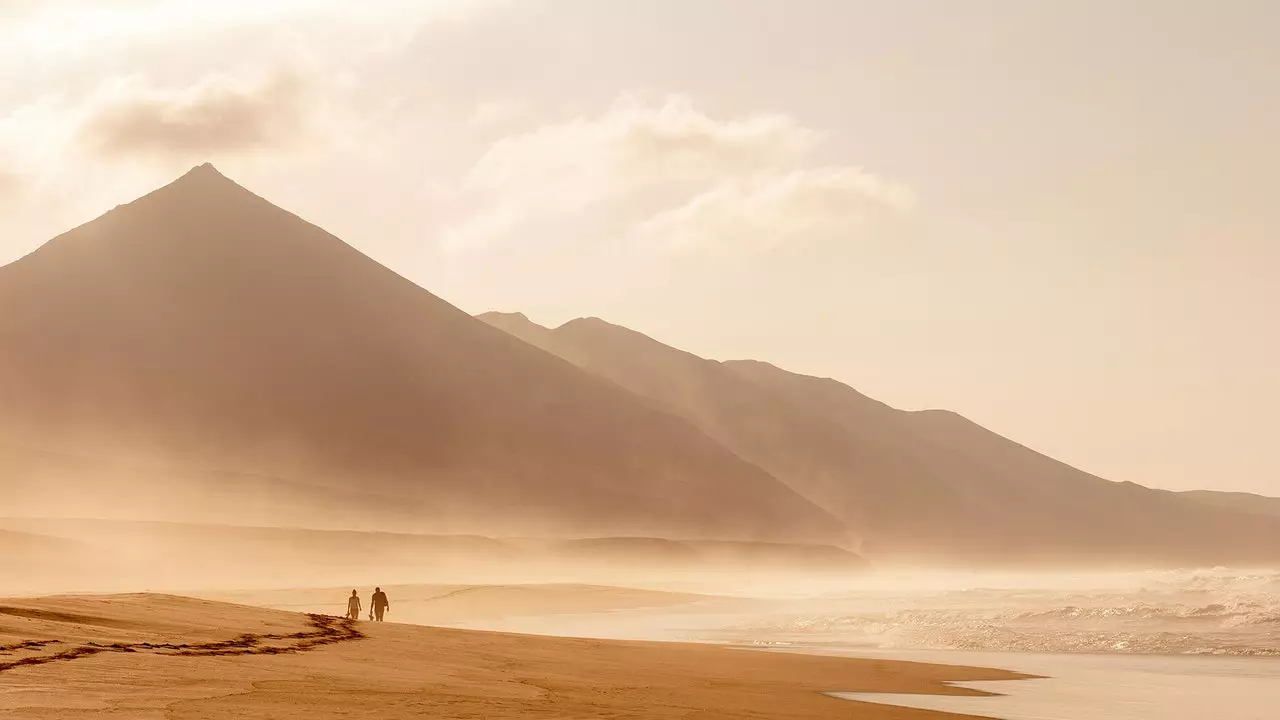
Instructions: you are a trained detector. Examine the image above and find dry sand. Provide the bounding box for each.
[0,593,1031,719]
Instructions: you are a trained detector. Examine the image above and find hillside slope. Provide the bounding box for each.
[481,312,1280,565]
[0,166,848,545]
[1181,490,1280,519]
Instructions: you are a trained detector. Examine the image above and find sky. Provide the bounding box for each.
[1,0,1276,495]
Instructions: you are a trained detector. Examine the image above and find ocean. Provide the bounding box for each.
[444,567,1280,719]
[711,567,1280,657]
[831,650,1280,720]
[215,566,1280,719]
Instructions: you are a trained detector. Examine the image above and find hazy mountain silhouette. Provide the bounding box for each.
[1181,490,1280,520]
[0,165,849,545]
[0,440,432,531]
[480,312,1280,566]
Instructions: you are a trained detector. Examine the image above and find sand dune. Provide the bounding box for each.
[0,593,1029,719]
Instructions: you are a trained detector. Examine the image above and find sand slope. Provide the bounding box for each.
[0,594,1028,719]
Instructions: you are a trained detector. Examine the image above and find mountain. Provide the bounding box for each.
[480,312,1280,566]
[0,440,429,531]
[0,528,93,587]
[1182,490,1280,519]
[0,165,850,546]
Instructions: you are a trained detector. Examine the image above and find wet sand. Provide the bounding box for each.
[0,593,1032,719]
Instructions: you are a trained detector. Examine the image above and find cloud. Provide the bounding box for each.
[0,0,482,176]
[462,95,817,195]
[632,168,917,254]
[79,73,312,160]
[0,0,499,265]
[442,95,912,255]
[0,167,22,208]
[1,1,488,64]
[469,98,533,129]
[1,0,493,164]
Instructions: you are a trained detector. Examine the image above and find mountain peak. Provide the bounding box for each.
[4,160,383,290]
[559,316,609,327]
[556,316,629,335]
[164,162,243,194]
[555,316,674,351]
[189,162,222,176]
[0,174,853,548]
[164,162,228,186]
[478,311,538,327]
[86,163,263,227]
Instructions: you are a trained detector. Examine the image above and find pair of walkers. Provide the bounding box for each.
[346,587,390,622]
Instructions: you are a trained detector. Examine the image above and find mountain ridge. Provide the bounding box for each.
[1180,489,1280,519]
[0,165,850,547]
[480,311,1280,566]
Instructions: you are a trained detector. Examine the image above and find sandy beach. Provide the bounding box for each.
[0,593,1033,719]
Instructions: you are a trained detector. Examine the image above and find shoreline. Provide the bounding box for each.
[805,646,1280,720]
[1,592,1034,719]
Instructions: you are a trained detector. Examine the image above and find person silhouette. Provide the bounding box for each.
[371,587,390,622]
[346,589,362,620]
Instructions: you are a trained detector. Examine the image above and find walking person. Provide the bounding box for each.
[371,586,390,622]
[346,589,362,620]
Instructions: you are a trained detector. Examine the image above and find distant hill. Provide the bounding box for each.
[0,165,848,546]
[1181,490,1280,519]
[0,440,431,532]
[0,518,865,594]
[481,312,1280,566]
[549,537,865,571]
[0,528,87,559]
[0,528,93,587]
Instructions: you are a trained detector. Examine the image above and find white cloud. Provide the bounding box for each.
[0,94,83,183]
[633,168,917,254]
[0,0,484,64]
[0,0,492,264]
[0,0,492,161]
[0,0,486,196]
[463,95,817,195]
[0,167,22,209]
[79,72,314,161]
[469,98,534,129]
[442,95,913,255]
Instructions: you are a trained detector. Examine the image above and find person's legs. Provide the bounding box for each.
[375,607,385,622]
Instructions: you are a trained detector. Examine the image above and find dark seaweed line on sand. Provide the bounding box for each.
[0,614,362,673]
[0,640,62,653]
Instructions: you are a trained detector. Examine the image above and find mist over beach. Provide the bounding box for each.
[2,1,1278,719]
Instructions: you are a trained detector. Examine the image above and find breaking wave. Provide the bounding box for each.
[720,568,1280,656]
